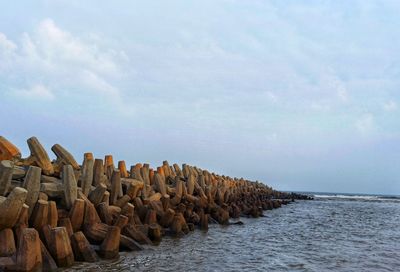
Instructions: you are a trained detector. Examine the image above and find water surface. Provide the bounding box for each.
[66,195,400,271]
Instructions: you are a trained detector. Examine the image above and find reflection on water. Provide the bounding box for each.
[65,197,400,272]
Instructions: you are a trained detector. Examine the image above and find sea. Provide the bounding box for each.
[66,192,400,272]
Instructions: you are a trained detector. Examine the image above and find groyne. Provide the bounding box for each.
[0,135,309,271]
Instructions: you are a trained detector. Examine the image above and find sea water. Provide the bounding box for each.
[66,193,400,272]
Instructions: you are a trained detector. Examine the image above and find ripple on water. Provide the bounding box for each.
[64,199,400,272]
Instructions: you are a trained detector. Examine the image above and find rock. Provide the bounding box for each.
[148,223,161,242]
[0,135,309,270]
[0,256,16,270]
[97,202,113,225]
[121,203,135,222]
[22,137,54,176]
[144,209,157,225]
[118,161,128,178]
[272,200,281,209]
[47,201,58,228]
[40,182,63,198]
[62,165,78,210]
[98,226,120,259]
[149,200,164,217]
[58,218,74,238]
[147,192,162,202]
[200,211,208,231]
[38,192,48,201]
[16,228,42,272]
[119,235,144,251]
[173,163,183,177]
[81,153,94,196]
[14,204,29,241]
[214,206,229,225]
[108,205,121,222]
[148,168,154,185]
[140,165,151,189]
[129,163,143,181]
[114,215,129,229]
[83,201,101,227]
[153,173,167,196]
[110,170,121,205]
[124,179,143,199]
[102,191,110,205]
[41,175,61,184]
[187,223,195,231]
[161,195,170,211]
[49,227,74,267]
[159,208,175,228]
[0,136,21,161]
[170,214,183,236]
[0,187,28,230]
[83,223,108,243]
[57,209,69,220]
[177,177,186,197]
[52,144,80,175]
[104,155,114,180]
[93,159,106,187]
[229,221,244,225]
[178,212,189,234]
[70,231,98,263]
[122,224,152,245]
[12,165,26,180]
[0,160,13,196]
[40,239,58,271]
[115,195,131,208]
[0,228,16,257]
[22,166,41,217]
[187,174,195,195]
[29,199,49,231]
[69,199,85,232]
[88,183,107,206]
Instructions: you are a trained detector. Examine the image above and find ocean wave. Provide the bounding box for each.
[313,194,400,202]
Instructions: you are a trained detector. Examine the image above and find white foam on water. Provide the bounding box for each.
[314,194,400,202]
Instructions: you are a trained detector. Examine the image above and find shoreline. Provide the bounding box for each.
[0,136,310,271]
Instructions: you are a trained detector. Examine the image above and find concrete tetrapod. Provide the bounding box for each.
[0,187,28,230]
[0,135,309,271]
[22,137,54,176]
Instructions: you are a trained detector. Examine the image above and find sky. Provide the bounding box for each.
[0,0,399,195]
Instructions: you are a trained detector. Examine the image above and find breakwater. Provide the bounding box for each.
[0,136,308,271]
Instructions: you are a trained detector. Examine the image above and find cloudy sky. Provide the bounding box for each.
[1,0,399,194]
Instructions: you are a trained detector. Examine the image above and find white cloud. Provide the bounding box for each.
[321,74,350,103]
[0,32,17,53]
[0,33,17,70]
[337,87,349,103]
[1,18,129,110]
[80,70,119,96]
[383,100,397,111]
[14,84,55,100]
[32,19,120,76]
[265,91,278,103]
[310,101,331,112]
[355,114,374,133]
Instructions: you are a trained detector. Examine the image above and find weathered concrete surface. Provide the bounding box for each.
[0,135,308,271]
[0,160,13,196]
[0,187,28,230]
[22,166,41,217]
[23,137,54,176]
[81,153,94,196]
[63,165,78,210]
[0,136,21,161]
